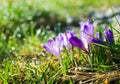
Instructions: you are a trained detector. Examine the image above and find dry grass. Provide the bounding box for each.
[59,68,120,84]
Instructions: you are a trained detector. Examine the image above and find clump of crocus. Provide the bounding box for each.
[92,29,114,45]
[43,30,75,59]
[69,20,114,54]
[69,20,94,53]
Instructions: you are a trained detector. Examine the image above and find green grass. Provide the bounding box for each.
[0,0,120,83]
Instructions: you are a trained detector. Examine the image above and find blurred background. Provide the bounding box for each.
[0,0,120,59]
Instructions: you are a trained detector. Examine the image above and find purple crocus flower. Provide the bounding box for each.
[69,36,88,53]
[104,29,114,44]
[80,20,94,43]
[92,29,114,45]
[69,20,94,52]
[43,34,64,59]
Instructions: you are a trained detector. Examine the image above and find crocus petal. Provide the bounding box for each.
[47,39,53,46]
[80,37,88,51]
[69,37,87,52]
[61,33,71,51]
[66,30,76,40]
[104,29,114,44]
[60,33,68,47]
[57,33,64,50]
[53,34,64,51]
[43,44,60,58]
[47,38,60,53]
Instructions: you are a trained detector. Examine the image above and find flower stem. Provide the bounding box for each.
[59,55,66,76]
[71,46,75,64]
